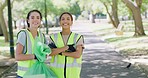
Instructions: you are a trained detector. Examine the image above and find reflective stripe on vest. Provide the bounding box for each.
[17,29,44,76]
[50,32,81,68]
[26,30,32,54]
[18,66,29,71]
[50,56,81,68]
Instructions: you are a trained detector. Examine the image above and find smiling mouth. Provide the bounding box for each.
[63,23,69,26]
[33,22,39,25]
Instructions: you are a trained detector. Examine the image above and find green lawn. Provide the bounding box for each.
[0,36,17,46]
[94,20,148,57]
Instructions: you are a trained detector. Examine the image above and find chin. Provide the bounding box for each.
[63,26,70,29]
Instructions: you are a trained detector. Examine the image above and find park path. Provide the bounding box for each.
[72,21,147,78]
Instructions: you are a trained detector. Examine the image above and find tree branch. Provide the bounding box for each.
[122,0,136,11]
[103,2,116,28]
[0,0,7,10]
[136,0,142,8]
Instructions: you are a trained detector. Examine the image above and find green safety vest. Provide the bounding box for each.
[50,32,83,78]
[17,29,45,77]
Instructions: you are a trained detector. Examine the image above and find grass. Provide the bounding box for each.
[120,48,148,56]
[0,38,9,46]
[0,50,10,57]
[0,36,17,47]
[94,20,148,57]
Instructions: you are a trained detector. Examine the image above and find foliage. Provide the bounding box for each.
[78,0,103,14]
[141,0,148,14]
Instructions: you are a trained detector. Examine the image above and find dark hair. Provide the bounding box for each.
[26,10,42,27]
[59,12,73,21]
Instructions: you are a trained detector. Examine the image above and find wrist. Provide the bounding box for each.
[65,46,69,50]
[34,54,37,59]
[62,52,64,55]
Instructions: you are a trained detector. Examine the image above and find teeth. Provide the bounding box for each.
[64,24,68,25]
[34,22,38,25]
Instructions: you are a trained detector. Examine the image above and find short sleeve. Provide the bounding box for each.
[16,31,26,46]
[48,36,54,44]
[76,35,84,45]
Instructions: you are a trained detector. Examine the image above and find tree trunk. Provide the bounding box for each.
[103,3,117,28]
[122,0,146,36]
[112,0,120,28]
[0,10,9,42]
[0,24,3,36]
[92,14,95,23]
[133,8,146,36]
[145,11,147,18]
[89,13,95,23]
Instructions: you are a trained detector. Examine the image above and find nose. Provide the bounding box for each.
[34,17,39,21]
[63,19,68,23]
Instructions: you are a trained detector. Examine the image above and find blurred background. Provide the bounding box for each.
[0,0,148,63]
[0,0,148,77]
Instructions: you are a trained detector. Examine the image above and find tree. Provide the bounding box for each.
[78,0,102,23]
[68,0,81,15]
[0,24,3,35]
[112,0,120,28]
[0,0,9,42]
[0,0,18,42]
[122,0,146,36]
[101,0,120,28]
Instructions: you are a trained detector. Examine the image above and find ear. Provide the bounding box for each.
[27,19,30,24]
[60,21,62,26]
[38,25,40,28]
[71,21,73,26]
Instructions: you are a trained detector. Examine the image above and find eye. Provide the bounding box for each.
[31,16,34,19]
[67,18,70,20]
[37,16,40,19]
[61,18,65,21]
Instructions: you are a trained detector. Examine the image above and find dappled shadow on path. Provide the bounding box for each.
[81,32,147,78]
[81,48,147,78]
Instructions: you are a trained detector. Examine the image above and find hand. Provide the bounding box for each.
[34,54,39,61]
[58,46,68,55]
[67,44,76,52]
[48,43,57,48]
[59,52,62,55]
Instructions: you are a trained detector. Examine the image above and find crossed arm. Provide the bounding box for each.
[49,44,84,58]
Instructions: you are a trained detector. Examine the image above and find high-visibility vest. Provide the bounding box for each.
[50,32,83,78]
[17,29,45,77]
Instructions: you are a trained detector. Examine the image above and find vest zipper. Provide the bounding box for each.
[60,32,72,78]
[64,56,67,78]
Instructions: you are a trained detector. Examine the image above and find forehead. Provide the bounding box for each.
[29,12,40,17]
[61,14,71,18]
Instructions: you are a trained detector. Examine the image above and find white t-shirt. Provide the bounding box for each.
[16,31,47,54]
[16,31,27,54]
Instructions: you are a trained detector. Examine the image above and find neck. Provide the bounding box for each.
[61,29,71,35]
[28,28,38,38]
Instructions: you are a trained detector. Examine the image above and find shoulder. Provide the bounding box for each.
[72,32,82,36]
[72,32,83,38]
[17,29,27,37]
[17,29,28,34]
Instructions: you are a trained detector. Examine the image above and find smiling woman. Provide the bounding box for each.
[15,10,47,78]
[48,12,84,78]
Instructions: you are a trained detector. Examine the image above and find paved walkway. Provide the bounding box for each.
[1,21,148,78]
[72,22,147,78]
